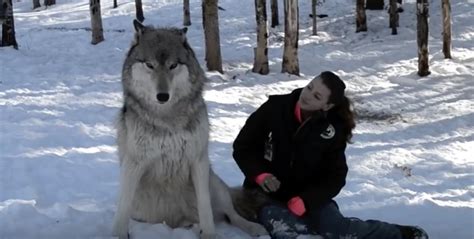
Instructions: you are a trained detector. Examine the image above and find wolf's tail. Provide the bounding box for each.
[229,187,270,222]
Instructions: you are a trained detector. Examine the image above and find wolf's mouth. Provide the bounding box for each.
[156,93,170,104]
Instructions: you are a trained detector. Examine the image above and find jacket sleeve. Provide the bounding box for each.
[299,143,348,210]
[233,100,273,181]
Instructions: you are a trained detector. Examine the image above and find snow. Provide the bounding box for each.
[0,0,473,238]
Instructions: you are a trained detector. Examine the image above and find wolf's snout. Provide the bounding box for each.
[156,93,170,103]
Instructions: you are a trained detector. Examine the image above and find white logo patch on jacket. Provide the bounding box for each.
[264,132,273,161]
[320,124,335,139]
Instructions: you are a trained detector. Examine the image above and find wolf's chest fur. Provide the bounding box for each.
[118,109,210,225]
[120,110,209,184]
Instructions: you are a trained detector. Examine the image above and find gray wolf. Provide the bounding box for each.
[111,20,267,239]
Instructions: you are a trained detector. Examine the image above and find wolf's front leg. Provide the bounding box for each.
[112,159,146,239]
[191,155,216,239]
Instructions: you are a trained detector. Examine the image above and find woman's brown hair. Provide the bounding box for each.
[320,71,356,143]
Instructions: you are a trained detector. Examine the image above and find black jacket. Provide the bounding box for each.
[233,88,348,212]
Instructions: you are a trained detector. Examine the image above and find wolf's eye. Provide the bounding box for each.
[169,63,178,70]
[145,62,154,69]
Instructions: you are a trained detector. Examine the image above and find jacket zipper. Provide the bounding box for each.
[293,116,312,140]
[290,116,312,168]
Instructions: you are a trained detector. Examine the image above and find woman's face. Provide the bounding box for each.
[298,76,334,112]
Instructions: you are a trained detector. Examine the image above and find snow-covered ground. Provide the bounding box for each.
[0,0,472,238]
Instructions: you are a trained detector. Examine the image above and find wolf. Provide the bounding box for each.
[111,20,267,239]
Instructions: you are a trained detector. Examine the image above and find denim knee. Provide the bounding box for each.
[258,204,313,239]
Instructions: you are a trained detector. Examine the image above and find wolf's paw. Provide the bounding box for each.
[112,231,129,239]
[112,223,129,239]
[246,222,268,236]
[119,234,130,239]
[200,232,217,239]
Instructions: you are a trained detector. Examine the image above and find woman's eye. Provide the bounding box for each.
[145,62,154,69]
[170,63,178,70]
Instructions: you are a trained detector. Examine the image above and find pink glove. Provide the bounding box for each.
[288,196,306,216]
[255,173,280,192]
[255,173,272,185]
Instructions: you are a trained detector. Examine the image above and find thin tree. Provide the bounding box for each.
[113,0,117,9]
[389,0,399,34]
[270,0,278,28]
[442,0,451,59]
[356,0,367,32]
[202,0,223,73]
[1,0,18,49]
[89,0,104,45]
[135,0,144,22]
[311,0,317,35]
[252,0,269,75]
[33,0,41,9]
[44,0,55,6]
[183,0,191,26]
[281,0,299,75]
[416,0,430,76]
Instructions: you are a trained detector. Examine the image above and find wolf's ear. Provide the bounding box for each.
[133,19,146,35]
[180,27,188,42]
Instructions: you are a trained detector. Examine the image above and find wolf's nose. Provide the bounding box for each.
[156,93,170,103]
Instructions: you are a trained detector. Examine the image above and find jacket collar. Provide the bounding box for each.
[294,102,302,124]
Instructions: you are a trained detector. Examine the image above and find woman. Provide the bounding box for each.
[232,71,428,239]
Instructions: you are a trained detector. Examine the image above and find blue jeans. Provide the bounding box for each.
[258,202,403,239]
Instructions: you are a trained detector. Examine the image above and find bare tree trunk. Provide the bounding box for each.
[252,0,269,75]
[202,1,208,63]
[90,0,104,45]
[270,0,279,28]
[417,0,430,76]
[44,0,55,6]
[1,0,18,49]
[33,0,41,9]
[183,0,191,26]
[389,0,399,34]
[356,0,367,32]
[281,0,299,76]
[113,0,118,8]
[135,0,144,22]
[311,0,317,35]
[202,0,223,73]
[442,0,451,59]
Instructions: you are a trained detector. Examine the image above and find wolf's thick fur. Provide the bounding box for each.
[111,20,267,239]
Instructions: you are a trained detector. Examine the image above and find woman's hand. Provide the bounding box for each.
[256,173,281,192]
[288,197,306,216]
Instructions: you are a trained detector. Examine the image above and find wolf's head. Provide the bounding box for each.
[122,20,205,110]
